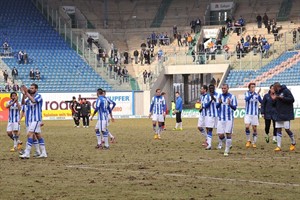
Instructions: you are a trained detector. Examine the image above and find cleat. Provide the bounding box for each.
[290,144,296,151]
[154,134,158,139]
[274,147,281,152]
[246,141,251,148]
[273,139,277,144]
[224,152,229,156]
[33,152,41,157]
[19,154,30,159]
[230,145,233,149]
[86,126,89,128]
[157,135,161,140]
[217,144,222,150]
[172,128,177,131]
[37,153,47,158]
[178,128,183,131]
[19,149,25,155]
[95,144,103,149]
[10,147,16,152]
[103,146,110,150]
[265,135,270,143]
[205,146,212,150]
[76,126,80,128]
[252,144,257,148]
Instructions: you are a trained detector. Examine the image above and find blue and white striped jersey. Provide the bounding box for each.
[204,92,220,117]
[95,96,108,121]
[217,93,237,121]
[7,100,20,123]
[25,93,43,122]
[105,96,116,114]
[244,91,262,115]
[21,105,30,127]
[149,96,166,115]
[199,94,207,117]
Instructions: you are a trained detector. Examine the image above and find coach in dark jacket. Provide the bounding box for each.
[272,82,296,152]
[261,85,277,143]
[80,98,91,128]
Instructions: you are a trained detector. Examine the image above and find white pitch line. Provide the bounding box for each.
[66,165,300,187]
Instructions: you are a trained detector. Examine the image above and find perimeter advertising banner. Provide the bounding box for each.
[0,93,10,121]
[41,92,133,120]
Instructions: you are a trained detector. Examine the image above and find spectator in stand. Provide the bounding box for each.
[2,41,9,55]
[252,40,259,55]
[267,21,271,34]
[23,51,29,64]
[157,49,164,61]
[18,50,24,64]
[177,32,183,47]
[35,68,41,80]
[240,36,244,45]
[190,19,196,33]
[191,49,196,62]
[3,70,8,82]
[173,25,178,40]
[5,83,11,92]
[133,49,139,64]
[140,49,144,65]
[151,31,157,46]
[123,51,129,64]
[256,14,262,28]
[122,66,129,83]
[150,43,154,58]
[195,18,201,33]
[263,13,269,28]
[236,41,243,59]
[187,34,193,47]
[113,65,117,80]
[11,67,18,81]
[148,70,152,82]
[12,83,19,91]
[243,40,250,53]
[143,70,148,84]
[87,36,94,49]
[29,68,35,80]
[144,49,150,65]
[263,42,270,58]
[273,27,279,41]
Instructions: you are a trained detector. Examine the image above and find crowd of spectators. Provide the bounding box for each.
[1,69,20,92]
[29,68,41,80]
[142,70,153,84]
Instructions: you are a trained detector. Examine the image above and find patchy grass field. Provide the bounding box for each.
[0,118,300,200]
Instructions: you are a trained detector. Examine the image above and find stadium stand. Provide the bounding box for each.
[0,0,113,93]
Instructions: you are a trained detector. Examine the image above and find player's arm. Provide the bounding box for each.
[149,97,154,118]
[228,96,237,111]
[258,95,263,103]
[5,100,14,108]
[162,98,166,117]
[244,92,253,101]
[204,95,211,108]
[19,109,25,122]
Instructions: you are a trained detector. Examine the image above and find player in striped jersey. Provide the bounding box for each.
[6,92,22,152]
[19,84,47,159]
[216,84,237,156]
[20,104,41,157]
[244,83,262,148]
[149,88,166,139]
[203,84,220,150]
[197,85,208,147]
[90,88,110,149]
[104,90,116,143]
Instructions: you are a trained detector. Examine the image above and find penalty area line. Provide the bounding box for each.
[65,165,300,187]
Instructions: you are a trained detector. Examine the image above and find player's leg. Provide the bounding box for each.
[95,121,102,148]
[244,115,252,147]
[178,111,182,130]
[102,120,109,149]
[32,133,41,157]
[33,122,47,158]
[217,121,225,150]
[264,118,271,143]
[252,125,258,148]
[272,119,277,143]
[82,115,86,127]
[86,116,90,128]
[198,116,207,146]
[206,128,213,150]
[224,133,232,156]
[20,125,35,159]
[284,121,296,151]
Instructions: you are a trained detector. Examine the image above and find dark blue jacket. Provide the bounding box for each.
[175,96,183,112]
[274,85,294,121]
[261,91,277,120]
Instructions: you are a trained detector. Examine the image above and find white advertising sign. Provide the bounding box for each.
[41,92,133,120]
[62,6,76,14]
[86,32,99,40]
[210,2,234,11]
[203,28,219,38]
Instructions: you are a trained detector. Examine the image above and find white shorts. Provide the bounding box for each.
[244,114,259,126]
[275,121,290,129]
[152,114,164,122]
[217,120,234,134]
[28,121,42,133]
[205,116,218,129]
[197,115,205,127]
[7,122,20,132]
[95,120,108,132]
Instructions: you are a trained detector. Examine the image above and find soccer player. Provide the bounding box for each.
[103,90,116,143]
[271,82,296,152]
[197,85,208,146]
[149,88,166,139]
[161,92,167,130]
[203,84,220,150]
[244,83,262,148]
[70,96,81,127]
[6,92,22,152]
[90,88,110,149]
[19,84,47,159]
[173,91,183,130]
[20,104,41,157]
[216,84,237,156]
[261,85,277,144]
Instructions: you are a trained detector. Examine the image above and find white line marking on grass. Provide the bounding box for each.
[66,165,300,187]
